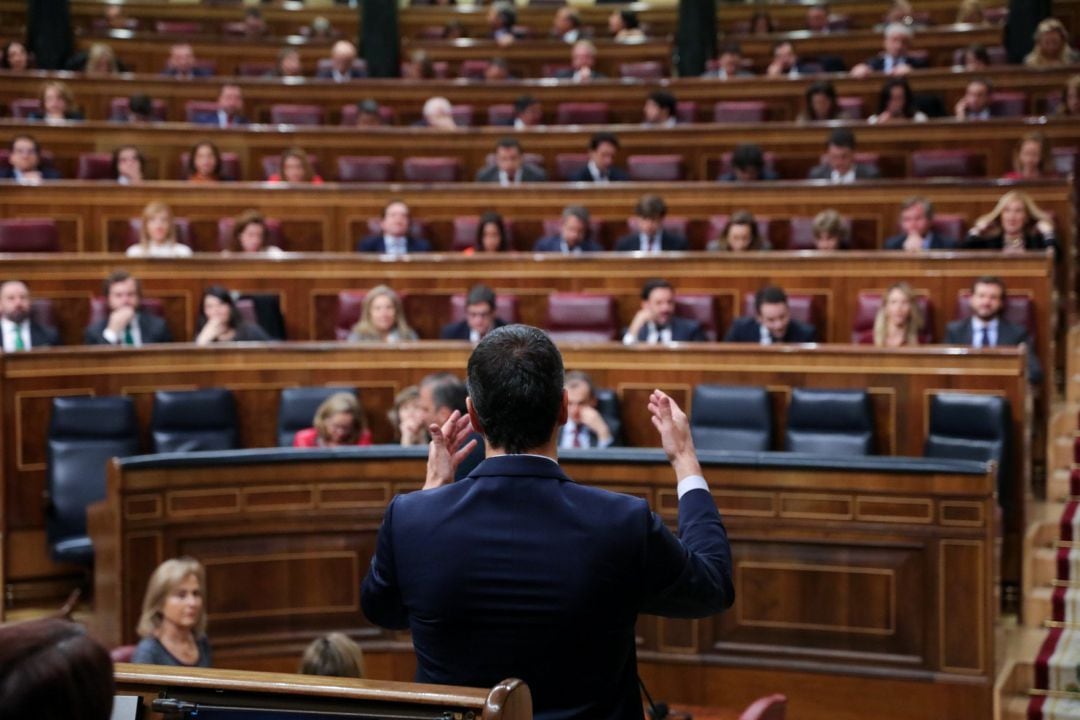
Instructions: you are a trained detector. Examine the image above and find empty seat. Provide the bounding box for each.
[555,153,589,180]
[924,392,1010,511]
[335,290,367,340]
[691,385,772,452]
[989,92,1027,117]
[277,386,355,446]
[487,103,515,126]
[150,388,239,453]
[315,58,368,77]
[269,104,325,125]
[785,388,874,456]
[1052,146,1077,175]
[46,396,140,565]
[179,151,241,181]
[339,103,396,126]
[675,101,697,123]
[77,152,114,180]
[556,102,610,125]
[619,61,663,79]
[459,60,489,79]
[713,101,768,123]
[10,98,42,119]
[675,295,719,340]
[911,150,985,178]
[0,219,60,252]
[216,216,285,251]
[236,62,276,77]
[851,291,935,344]
[337,156,395,182]
[402,157,462,182]
[545,294,618,342]
[787,217,823,250]
[837,96,865,119]
[110,96,168,122]
[450,104,475,127]
[954,292,1035,340]
[449,293,520,325]
[126,218,191,249]
[627,155,685,181]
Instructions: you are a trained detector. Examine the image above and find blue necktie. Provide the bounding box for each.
[980,326,991,348]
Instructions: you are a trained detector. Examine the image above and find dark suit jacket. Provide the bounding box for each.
[161,67,213,78]
[27,111,84,121]
[723,316,818,343]
[83,313,173,345]
[866,54,929,72]
[355,235,433,253]
[533,235,604,253]
[553,68,609,80]
[883,231,957,250]
[315,67,368,80]
[961,230,1055,252]
[807,163,881,181]
[625,315,707,342]
[568,165,630,183]
[191,112,248,127]
[0,166,61,180]
[439,318,507,340]
[29,320,60,348]
[360,454,733,719]
[944,317,1043,384]
[474,163,548,183]
[614,230,689,252]
[717,168,780,182]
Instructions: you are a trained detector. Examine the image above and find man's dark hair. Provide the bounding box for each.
[356,98,381,115]
[466,283,496,310]
[718,42,742,56]
[467,325,564,454]
[382,198,409,218]
[421,372,468,415]
[102,269,141,298]
[641,278,674,301]
[513,94,537,114]
[495,5,516,29]
[754,285,788,313]
[561,205,591,230]
[589,132,620,151]
[647,90,677,117]
[970,76,993,93]
[495,136,521,152]
[965,43,990,65]
[826,127,856,150]
[901,195,934,218]
[128,94,153,118]
[972,275,1007,297]
[10,134,38,154]
[634,194,667,219]
[564,369,596,398]
[618,10,640,30]
[731,143,765,172]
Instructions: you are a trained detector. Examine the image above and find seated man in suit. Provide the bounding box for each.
[724,285,818,344]
[193,84,247,128]
[766,40,813,78]
[703,42,753,79]
[356,200,432,255]
[417,371,484,479]
[0,280,59,351]
[1,135,60,181]
[954,78,993,120]
[317,40,366,82]
[808,128,880,184]
[361,324,734,719]
[570,132,629,183]
[83,270,172,346]
[615,195,688,252]
[475,137,547,184]
[623,278,707,344]
[850,23,928,77]
[440,284,505,341]
[884,196,957,251]
[512,95,543,129]
[944,276,1043,385]
[718,143,779,182]
[554,40,606,82]
[534,205,604,253]
[642,90,678,128]
[161,43,212,79]
[551,6,584,43]
[559,370,614,449]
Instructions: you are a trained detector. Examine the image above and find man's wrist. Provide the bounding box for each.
[671,455,702,481]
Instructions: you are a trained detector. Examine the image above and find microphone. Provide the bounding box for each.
[639,677,693,720]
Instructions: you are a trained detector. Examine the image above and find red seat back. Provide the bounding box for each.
[619,61,663,79]
[155,20,202,34]
[675,101,697,123]
[402,157,462,182]
[339,103,397,126]
[989,91,1028,118]
[77,152,114,180]
[337,156,395,182]
[450,104,474,127]
[675,294,718,340]
[911,149,985,178]
[183,100,219,123]
[627,154,685,181]
[713,100,768,123]
[335,290,367,340]
[0,219,60,252]
[545,293,618,342]
[269,104,325,125]
[236,62,276,77]
[487,103,515,126]
[556,102,610,125]
[10,98,41,119]
[837,96,865,119]
[555,153,589,180]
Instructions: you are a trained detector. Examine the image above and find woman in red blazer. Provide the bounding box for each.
[293,392,373,447]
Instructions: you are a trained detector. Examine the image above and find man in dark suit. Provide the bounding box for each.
[361,325,734,719]
[475,137,548,184]
[0,280,59,351]
[315,40,367,82]
[534,205,604,253]
[553,40,607,81]
[161,43,213,79]
[807,128,880,184]
[717,143,779,182]
[883,196,957,251]
[944,276,1043,385]
[559,370,614,448]
[852,23,928,76]
[614,195,689,252]
[191,84,247,128]
[356,200,432,254]
[0,135,61,181]
[416,371,484,480]
[83,270,172,346]
[623,279,707,344]
[569,132,629,183]
[440,284,506,341]
[724,285,818,344]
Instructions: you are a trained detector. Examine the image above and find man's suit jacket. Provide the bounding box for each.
[568,165,630,183]
[439,318,507,340]
[553,68,608,80]
[866,54,929,72]
[883,231,957,250]
[361,454,733,719]
[944,317,1043,384]
[315,67,368,81]
[613,230,689,252]
[626,315,707,343]
[161,67,213,78]
[0,166,61,180]
[29,321,60,348]
[532,235,604,253]
[807,163,881,181]
[474,163,548,183]
[723,316,818,343]
[355,235,433,254]
[83,313,173,345]
[191,112,248,128]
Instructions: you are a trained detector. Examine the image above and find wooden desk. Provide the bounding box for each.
[90,446,995,720]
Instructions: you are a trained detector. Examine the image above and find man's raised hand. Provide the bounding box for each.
[424,410,478,490]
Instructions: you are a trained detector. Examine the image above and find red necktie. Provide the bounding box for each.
[572,424,582,448]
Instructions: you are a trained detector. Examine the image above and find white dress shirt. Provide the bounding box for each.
[623,322,672,345]
[971,317,999,348]
[829,168,857,184]
[758,323,774,345]
[1,318,31,351]
[102,315,144,346]
[382,236,408,256]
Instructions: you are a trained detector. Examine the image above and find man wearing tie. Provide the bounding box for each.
[356,200,432,255]
[559,371,614,449]
[211,84,247,128]
[0,280,59,351]
[475,137,548,185]
[724,286,819,345]
[623,279,707,344]
[569,132,629,183]
[614,195,689,252]
[945,276,1043,384]
[83,270,173,346]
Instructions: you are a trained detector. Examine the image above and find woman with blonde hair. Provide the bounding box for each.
[84,43,119,75]
[347,285,418,343]
[293,392,373,447]
[30,81,83,121]
[299,633,365,678]
[1025,18,1080,67]
[132,557,211,667]
[963,190,1057,252]
[127,201,192,257]
[1003,132,1055,180]
[873,282,923,347]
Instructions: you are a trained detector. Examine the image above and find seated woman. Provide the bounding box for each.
[226,210,285,256]
[127,201,193,257]
[132,557,212,668]
[347,285,418,342]
[111,145,145,184]
[873,282,923,347]
[388,385,428,446]
[706,211,768,251]
[464,212,511,255]
[194,286,271,345]
[293,392,373,447]
[299,632,365,678]
[1025,18,1080,68]
[29,81,84,121]
[84,42,120,75]
[811,209,849,250]
[1003,131,1056,180]
[796,80,841,123]
[1,40,29,71]
[267,147,323,184]
[187,140,223,183]
[963,190,1057,252]
[867,78,927,124]
[1058,74,1080,117]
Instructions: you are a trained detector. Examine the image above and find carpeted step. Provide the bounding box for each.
[1035,628,1080,692]
[1028,694,1080,719]
[1062,503,1080,542]
[1059,548,1080,583]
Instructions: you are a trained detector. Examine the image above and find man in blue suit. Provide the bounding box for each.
[533,205,604,253]
[623,278,707,344]
[356,200,432,255]
[724,285,818,344]
[361,325,734,719]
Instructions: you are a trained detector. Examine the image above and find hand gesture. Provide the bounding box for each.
[578,405,612,444]
[106,306,136,336]
[954,97,969,119]
[626,307,652,341]
[1036,219,1055,237]
[648,390,702,481]
[424,410,478,490]
[902,233,924,252]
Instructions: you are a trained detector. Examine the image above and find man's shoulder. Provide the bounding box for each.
[475,165,498,182]
[944,317,970,339]
[883,232,905,249]
[440,320,469,339]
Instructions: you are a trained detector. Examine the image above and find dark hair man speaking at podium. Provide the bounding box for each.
[361,324,734,719]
